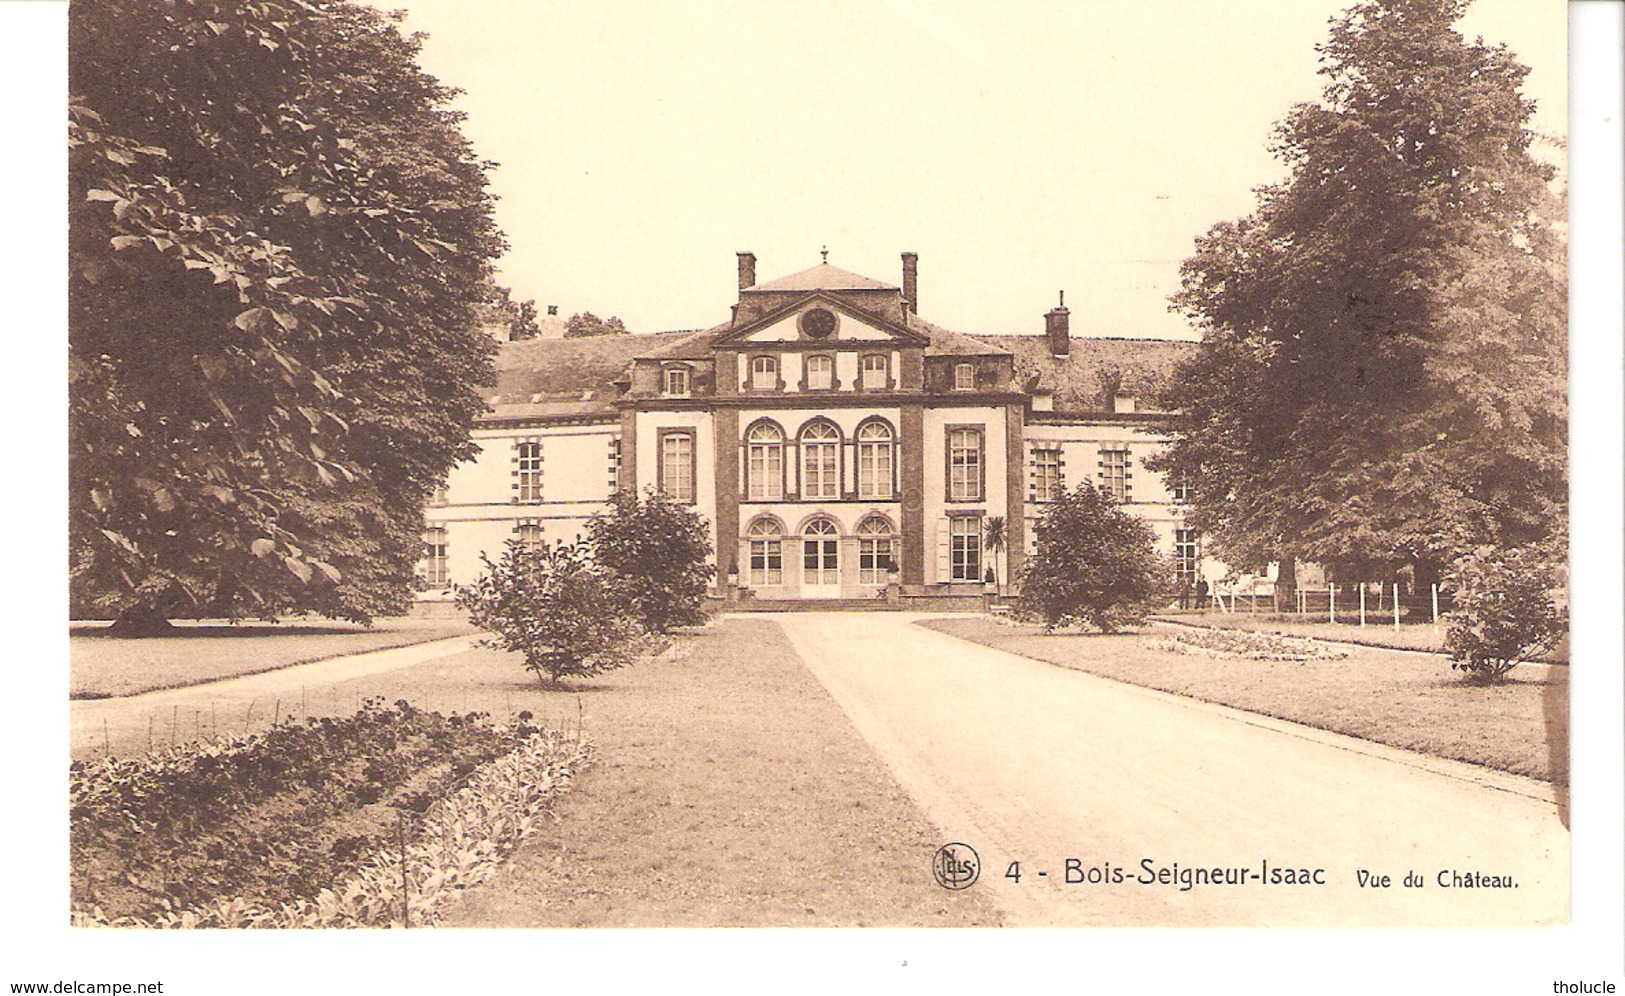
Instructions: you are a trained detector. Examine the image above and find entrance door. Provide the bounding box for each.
[802,519,840,597]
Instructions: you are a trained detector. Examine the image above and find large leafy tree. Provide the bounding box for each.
[70,0,503,630]
[1151,0,1566,589]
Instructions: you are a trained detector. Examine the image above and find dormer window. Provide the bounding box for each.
[861,354,888,390]
[663,365,691,397]
[751,355,778,391]
[805,354,834,390]
[953,362,975,391]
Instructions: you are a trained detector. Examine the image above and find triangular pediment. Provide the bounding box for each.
[714,292,930,348]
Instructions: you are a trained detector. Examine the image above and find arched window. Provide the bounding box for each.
[856,420,894,499]
[953,362,975,391]
[800,421,841,500]
[663,365,691,397]
[857,516,897,584]
[745,421,784,501]
[805,354,834,390]
[747,518,784,586]
[803,518,839,586]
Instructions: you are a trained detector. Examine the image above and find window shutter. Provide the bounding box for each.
[935,517,951,583]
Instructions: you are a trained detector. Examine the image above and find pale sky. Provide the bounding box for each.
[389,0,1568,341]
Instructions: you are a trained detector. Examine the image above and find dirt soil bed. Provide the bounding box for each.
[919,616,1567,785]
[71,617,475,699]
[431,617,1002,928]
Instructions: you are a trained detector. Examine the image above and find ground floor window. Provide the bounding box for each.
[422,527,449,586]
[858,517,896,584]
[803,519,839,585]
[1174,528,1201,587]
[748,519,784,586]
[949,516,981,582]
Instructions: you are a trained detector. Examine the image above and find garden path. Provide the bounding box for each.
[773,612,1568,927]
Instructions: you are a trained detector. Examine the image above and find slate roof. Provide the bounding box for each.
[488,331,693,417]
[985,335,1196,412]
[745,262,898,293]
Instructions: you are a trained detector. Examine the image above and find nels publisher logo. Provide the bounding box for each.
[933,842,981,890]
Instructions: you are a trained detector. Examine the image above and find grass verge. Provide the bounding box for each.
[70,617,475,699]
[919,616,1566,785]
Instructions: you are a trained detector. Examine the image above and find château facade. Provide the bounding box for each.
[422,253,1218,605]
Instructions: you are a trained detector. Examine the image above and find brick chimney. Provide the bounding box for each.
[737,251,756,291]
[1045,291,1070,357]
[901,252,918,313]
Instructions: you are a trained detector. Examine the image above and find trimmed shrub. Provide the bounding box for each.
[1018,484,1171,633]
[588,489,715,633]
[1443,546,1567,682]
[458,540,643,687]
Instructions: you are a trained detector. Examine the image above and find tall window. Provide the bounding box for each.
[751,355,778,391]
[953,362,975,390]
[1033,446,1063,502]
[1175,529,1201,587]
[515,522,544,549]
[515,441,543,502]
[747,519,783,586]
[430,482,449,507]
[660,430,695,503]
[1170,476,1192,504]
[861,354,888,390]
[803,519,839,585]
[857,421,894,499]
[745,421,784,501]
[948,427,983,501]
[805,354,834,390]
[1099,447,1130,503]
[422,527,449,586]
[800,422,840,500]
[664,365,690,397]
[949,516,981,582]
[858,517,896,584]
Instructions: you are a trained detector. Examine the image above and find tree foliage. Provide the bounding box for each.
[482,283,540,340]
[588,489,715,633]
[1018,485,1170,633]
[1443,546,1566,682]
[1150,0,1565,583]
[70,0,503,629]
[563,312,629,338]
[457,541,643,688]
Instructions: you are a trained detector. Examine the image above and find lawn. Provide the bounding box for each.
[919,616,1567,785]
[70,616,475,699]
[439,618,1002,928]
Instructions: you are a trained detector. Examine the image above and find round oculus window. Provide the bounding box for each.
[799,307,837,339]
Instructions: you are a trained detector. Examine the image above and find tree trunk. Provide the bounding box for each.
[106,602,176,637]
[1274,553,1298,614]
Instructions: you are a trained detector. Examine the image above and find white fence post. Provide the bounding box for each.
[1359,583,1366,627]
[1431,583,1439,623]
[1329,583,1336,624]
[1393,581,1401,630]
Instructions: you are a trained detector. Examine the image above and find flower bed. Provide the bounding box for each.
[71,698,592,928]
[1146,626,1349,663]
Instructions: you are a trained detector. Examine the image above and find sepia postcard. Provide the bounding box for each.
[26,0,1625,991]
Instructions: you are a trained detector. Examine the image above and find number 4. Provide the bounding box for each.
[1005,861,1021,884]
